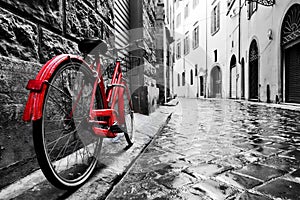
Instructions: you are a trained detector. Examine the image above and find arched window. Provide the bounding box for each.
[190,69,193,85]
[182,72,185,86]
[178,73,180,86]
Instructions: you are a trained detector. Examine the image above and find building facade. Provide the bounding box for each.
[155,0,175,103]
[207,0,228,98]
[227,0,300,103]
[171,0,300,104]
[172,0,208,98]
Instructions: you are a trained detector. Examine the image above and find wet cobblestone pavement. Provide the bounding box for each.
[106,98,300,200]
[0,104,176,200]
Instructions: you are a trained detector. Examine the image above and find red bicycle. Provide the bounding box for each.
[22,38,134,189]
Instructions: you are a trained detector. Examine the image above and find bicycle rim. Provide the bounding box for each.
[33,60,103,189]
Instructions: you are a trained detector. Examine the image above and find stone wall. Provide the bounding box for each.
[129,0,160,115]
[0,0,114,188]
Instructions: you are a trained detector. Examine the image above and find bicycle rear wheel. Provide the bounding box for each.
[32,59,104,189]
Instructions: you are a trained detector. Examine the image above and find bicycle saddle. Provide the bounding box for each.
[78,38,108,55]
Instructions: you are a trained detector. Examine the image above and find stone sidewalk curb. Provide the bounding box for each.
[0,101,177,200]
[232,99,300,111]
[200,97,300,112]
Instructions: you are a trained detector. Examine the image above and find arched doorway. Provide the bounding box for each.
[230,55,237,98]
[249,40,259,100]
[210,66,222,98]
[241,58,245,99]
[282,4,300,103]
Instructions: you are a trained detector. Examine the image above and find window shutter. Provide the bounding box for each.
[196,26,199,47]
[247,2,250,19]
[211,10,214,34]
[192,29,195,48]
[190,70,193,85]
[217,3,220,30]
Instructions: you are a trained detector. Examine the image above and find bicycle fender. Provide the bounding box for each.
[22,54,86,122]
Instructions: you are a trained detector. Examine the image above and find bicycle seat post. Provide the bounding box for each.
[116,57,122,62]
[95,54,100,68]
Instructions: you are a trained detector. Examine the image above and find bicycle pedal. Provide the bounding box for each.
[109,124,124,133]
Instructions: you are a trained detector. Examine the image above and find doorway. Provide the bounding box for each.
[210,66,222,98]
[249,40,259,100]
[230,55,237,98]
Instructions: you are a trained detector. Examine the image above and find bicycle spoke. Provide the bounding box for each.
[47,132,65,156]
[73,138,80,166]
[48,95,70,116]
[60,135,74,171]
[44,117,86,122]
[46,130,75,149]
[54,133,73,163]
[47,82,72,101]
[47,95,87,123]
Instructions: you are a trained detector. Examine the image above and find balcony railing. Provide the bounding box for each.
[245,0,275,6]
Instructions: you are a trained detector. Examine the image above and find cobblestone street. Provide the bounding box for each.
[106,98,300,200]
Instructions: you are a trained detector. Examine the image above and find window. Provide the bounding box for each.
[214,49,218,62]
[184,3,189,18]
[184,34,190,55]
[176,40,181,59]
[190,69,193,85]
[193,0,199,8]
[178,73,180,86]
[211,2,220,35]
[176,13,181,27]
[195,64,198,76]
[172,45,175,62]
[200,76,204,96]
[193,25,199,49]
[182,72,185,86]
[248,1,257,19]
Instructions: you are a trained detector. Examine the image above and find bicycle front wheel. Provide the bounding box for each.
[123,86,134,146]
[32,59,104,189]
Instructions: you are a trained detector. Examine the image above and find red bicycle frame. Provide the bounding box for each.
[23,54,132,138]
[88,55,131,138]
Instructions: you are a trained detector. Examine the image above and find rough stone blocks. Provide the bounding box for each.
[66,0,113,40]
[0,8,39,62]
[40,28,80,63]
[0,0,62,30]
[0,56,41,123]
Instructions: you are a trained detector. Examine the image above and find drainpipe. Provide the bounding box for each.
[238,0,241,64]
[205,0,208,98]
[238,0,241,99]
[164,26,167,103]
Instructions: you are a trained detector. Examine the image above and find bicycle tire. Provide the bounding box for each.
[123,86,134,147]
[110,85,134,147]
[32,59,104,189]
